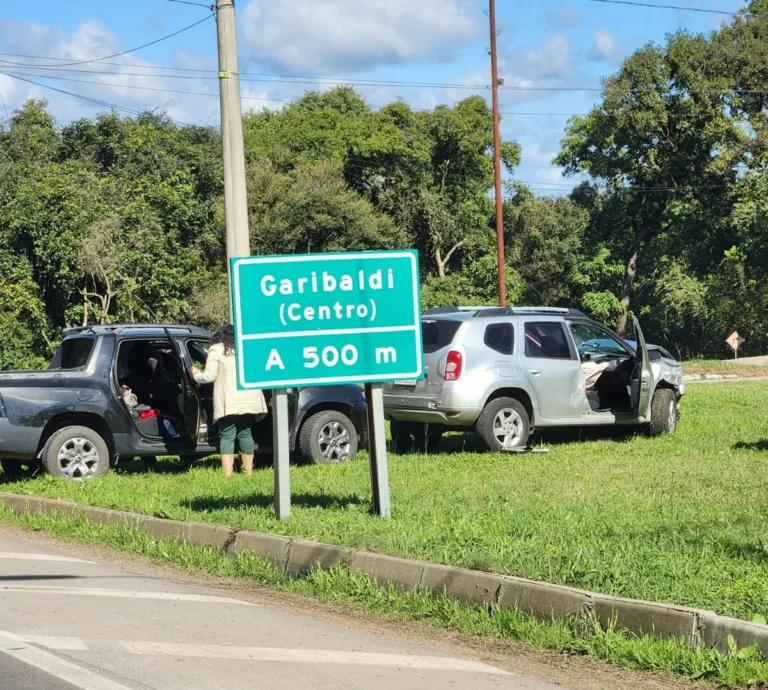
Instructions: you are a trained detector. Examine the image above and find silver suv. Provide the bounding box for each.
[383,307,686,452]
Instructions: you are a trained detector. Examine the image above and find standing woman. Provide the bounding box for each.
[192,325,267,476]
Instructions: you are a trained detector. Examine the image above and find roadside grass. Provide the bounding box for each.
[683,360,766,377]
[3,504,768,689]
[3,382,768,623]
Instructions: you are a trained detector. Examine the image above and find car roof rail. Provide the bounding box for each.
[471,307,515,318]
[423,306,505,316]
[422,307,463,315]
[62,324,212,337]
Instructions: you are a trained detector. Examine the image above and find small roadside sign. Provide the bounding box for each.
[726,331,745,359]
[231,251,423,389]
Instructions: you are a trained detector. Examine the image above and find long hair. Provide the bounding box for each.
[212,325,235,355]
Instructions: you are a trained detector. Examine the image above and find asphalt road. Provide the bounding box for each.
[0,530,566,690]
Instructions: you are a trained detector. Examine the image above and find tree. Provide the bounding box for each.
[504,185,588,306]
[556,35,741,333]
[0,251,52,370]
[247,159,406,255]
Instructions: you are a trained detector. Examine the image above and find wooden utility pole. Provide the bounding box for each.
[216,0,250,317]
[489,0,506,307]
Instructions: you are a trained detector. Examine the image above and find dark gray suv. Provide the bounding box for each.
[0,324,366,479]
[383,307,685,452]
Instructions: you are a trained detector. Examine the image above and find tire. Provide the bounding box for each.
[299,410,358,464]
[649,388,678,436]
[41,426,110,480]
[476,397,531,451]
[0,459,23,477]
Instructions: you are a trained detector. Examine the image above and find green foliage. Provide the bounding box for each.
[421,254,524,309]
[248,159,406,255]
[0,251,52,369]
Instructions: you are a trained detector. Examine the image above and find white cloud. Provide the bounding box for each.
[588,28,617,63]
[524,144,557,168]
[0,19,226,125]
[240,0,481,74]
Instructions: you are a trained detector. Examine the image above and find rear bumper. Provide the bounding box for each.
[0,418,43,460]
[383,395,480,427]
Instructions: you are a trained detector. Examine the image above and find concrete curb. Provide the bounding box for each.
[684,374,768,384]
[3,492,768,656]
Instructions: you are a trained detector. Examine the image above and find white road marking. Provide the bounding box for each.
[0,552,94,564]
[0,585,255,606]
[121,641,511,676]
[0,630,134,690]
[23,635,89,651]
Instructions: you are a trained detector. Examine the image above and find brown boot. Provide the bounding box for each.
[220,454,235,477]
[240,454,254,475]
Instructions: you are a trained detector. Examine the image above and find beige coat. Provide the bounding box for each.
[193,343,267,423]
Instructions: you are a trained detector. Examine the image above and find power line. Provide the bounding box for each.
[0,14,214,69]
[0,89,8,120]
[0,52,219,74]
[586,0,742,15]
[165,0,214,8]
[0,71,196,127]
[4,68,753,120]
[2,70,291,104]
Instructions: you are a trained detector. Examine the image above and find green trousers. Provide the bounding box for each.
[218,415,255,455]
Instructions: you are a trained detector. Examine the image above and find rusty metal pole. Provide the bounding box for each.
[489,0,507,307]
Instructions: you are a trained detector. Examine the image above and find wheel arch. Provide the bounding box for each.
[37,412,115,461]
[484,387,535,426]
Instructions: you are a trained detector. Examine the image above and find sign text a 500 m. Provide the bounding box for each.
[231,251,423,389]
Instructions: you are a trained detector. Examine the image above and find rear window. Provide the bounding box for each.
[484,323,514,355]
[49,338,95,370]
[422,319,462,354]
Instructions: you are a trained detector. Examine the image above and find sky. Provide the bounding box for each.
[0,0,744,192]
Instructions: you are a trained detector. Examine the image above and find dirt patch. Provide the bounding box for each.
[0,522,695,690]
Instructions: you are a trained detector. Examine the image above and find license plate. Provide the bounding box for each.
[393,379,417,386]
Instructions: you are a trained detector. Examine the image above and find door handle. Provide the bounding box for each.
[529,370,542,376]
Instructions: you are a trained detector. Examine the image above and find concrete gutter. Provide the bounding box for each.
[1,492,766,656]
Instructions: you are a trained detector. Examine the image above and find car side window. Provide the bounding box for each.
[187,340,210,368]
[484,323,514,355]
[524,322,572,360]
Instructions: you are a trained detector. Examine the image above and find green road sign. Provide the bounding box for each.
[231,251,423,389]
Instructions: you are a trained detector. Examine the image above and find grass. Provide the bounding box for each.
[4,503,768,688]
[683,360,767,378]
[3,382,768,624]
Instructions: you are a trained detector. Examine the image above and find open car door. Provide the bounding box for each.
[164,329,201,443]
[630,317,654,418]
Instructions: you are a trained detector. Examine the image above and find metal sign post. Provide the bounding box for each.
[231,251,423,519]
[271,389,291,520]
[365,383,391,518]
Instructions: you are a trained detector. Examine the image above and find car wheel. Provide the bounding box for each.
[299,410,358,464]
[41,426,110,480]
[476,398,530,451]
[649,388,677,436]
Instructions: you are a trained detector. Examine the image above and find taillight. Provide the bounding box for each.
[445,351,463,381]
